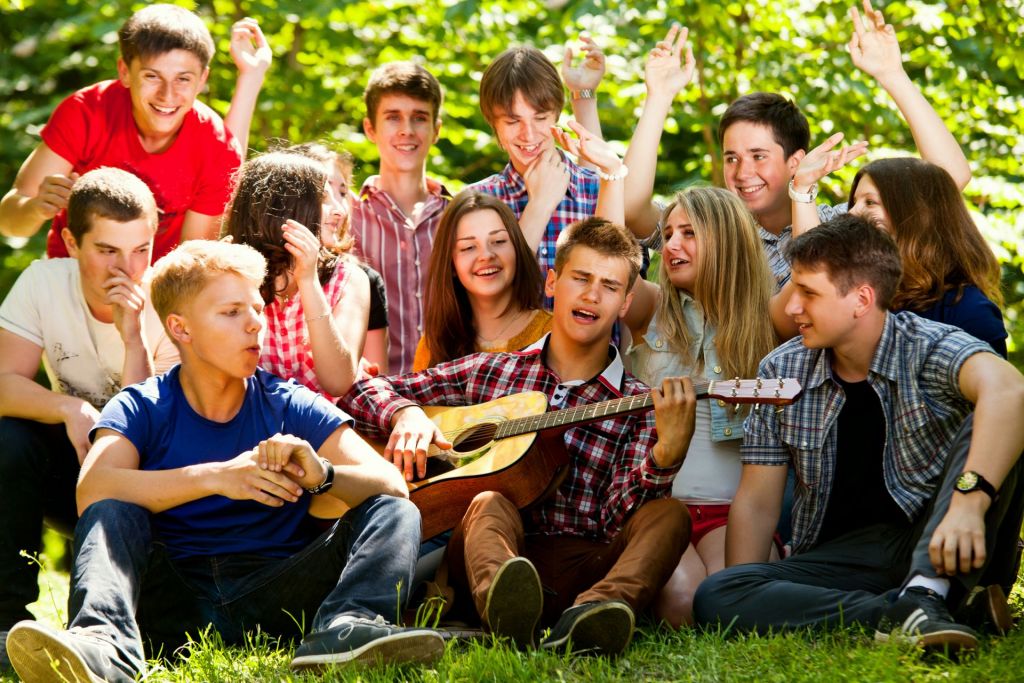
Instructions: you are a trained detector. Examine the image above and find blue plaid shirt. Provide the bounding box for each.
[742,311,993,554]
[761,202,848,288]
[468,155,599,287]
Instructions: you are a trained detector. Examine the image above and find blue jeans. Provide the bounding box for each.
[0,418,79,630]
[68,495,420,679]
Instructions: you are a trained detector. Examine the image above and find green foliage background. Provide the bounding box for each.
[1,0,1022,363]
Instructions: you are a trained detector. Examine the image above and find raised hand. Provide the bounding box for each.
[848,0,904,82]
[562,33,605,92]
[645,24,696,101]
[552,120,623,176]
[30,172,79,220]
[230,17,272,78]
[792,132,869,191]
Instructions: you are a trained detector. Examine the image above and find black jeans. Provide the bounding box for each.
[694,414,1023,633]
[0,417,79,630]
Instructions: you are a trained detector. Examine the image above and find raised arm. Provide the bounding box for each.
[562,32,606,166]
[553,119,626,225]
[224,18,271,154]
[0,144,77,239]
[849,0,970,189]
[623,25,695,238]
[789,132,869,238]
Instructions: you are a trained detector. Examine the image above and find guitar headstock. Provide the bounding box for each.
[706,378,802,405]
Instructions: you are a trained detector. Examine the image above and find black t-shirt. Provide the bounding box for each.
[360,263,389,331]
[817,376,910,543]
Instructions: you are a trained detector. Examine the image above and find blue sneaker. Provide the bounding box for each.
[290,615,444,671]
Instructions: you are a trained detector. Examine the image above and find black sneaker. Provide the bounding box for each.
[539,601,635,656]
[290,615,444,671]
[483,557,543,649]
[6,621,104,683]
[955,584,1014,636]
[874,586,979,651]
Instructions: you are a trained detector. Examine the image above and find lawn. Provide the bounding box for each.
[4,536,1023,683]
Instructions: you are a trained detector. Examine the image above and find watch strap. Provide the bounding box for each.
[305,457,335,495]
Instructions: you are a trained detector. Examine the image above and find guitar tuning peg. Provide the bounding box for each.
[733,403,741,415]
[733,376,741,388]
[774,389,781,399]
[775,405,784,414]
[756,378,763,389]
[753,403,761,412]
[778,378,785,388]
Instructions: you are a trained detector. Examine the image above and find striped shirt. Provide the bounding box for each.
[340,334,679,541]
[741,311,993,554]
[761,202,848,288]
[351,176,451,375]
[467,155,599,306]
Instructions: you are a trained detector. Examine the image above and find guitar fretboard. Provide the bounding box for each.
[493,380,713,439]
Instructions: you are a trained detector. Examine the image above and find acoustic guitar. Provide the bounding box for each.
[311,377,802,539]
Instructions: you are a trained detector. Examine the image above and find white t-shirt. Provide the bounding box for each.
[0,258,178,408]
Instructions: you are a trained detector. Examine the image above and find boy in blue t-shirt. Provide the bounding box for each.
[4,241,442,682]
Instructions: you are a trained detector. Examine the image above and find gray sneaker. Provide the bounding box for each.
[6,621,104,683]
[483,557,543,649]
[875,587,979,652]
[540,601,635,656]
[290,615,444,671]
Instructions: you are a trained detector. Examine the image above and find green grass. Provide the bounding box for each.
[5,539,1024,682]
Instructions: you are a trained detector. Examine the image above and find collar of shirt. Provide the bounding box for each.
[521,332,625,395]
[803,311,899,392]
[496,152,591,202]
[358,175,451,204]
[757,224,792,245]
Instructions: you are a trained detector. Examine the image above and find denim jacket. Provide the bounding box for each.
[628,293,747,442]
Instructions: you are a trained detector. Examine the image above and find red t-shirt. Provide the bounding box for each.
[42,80,242,260]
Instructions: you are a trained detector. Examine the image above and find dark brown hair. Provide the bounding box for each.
[66,167,157,243]
[364,61,443,123]
[787,213,903,309]
[118,4,214,68]
[718,92,810,158]
[222,152,338,304]
[554,217,642,290]
[479,46,564,125]
[850,157,1003,310]
[422,191,543,365]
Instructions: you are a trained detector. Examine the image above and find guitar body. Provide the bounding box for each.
[309,392,571,539]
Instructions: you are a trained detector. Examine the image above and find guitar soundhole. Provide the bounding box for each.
[452,423,497,454]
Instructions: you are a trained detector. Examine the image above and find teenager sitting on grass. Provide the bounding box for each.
[413,190,551,371]
[4,240,443,683]
[0,5,269,261]
[341,216,696,657]
[693,214,1024,653]
[223,151,372,400]
[622,186,780,627]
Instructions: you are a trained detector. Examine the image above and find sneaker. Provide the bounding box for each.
[874,586,979,652]
[483,557,543,649]
[290,614,444,671]
[955,584,1014,636]
[6,621,104,683]
[540,601,635,656]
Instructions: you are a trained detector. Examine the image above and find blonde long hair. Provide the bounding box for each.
[655,186,776,379]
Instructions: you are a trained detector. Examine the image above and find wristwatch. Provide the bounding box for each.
[305,457,335,495]
[788,179,818,204]
[954,470,997,500]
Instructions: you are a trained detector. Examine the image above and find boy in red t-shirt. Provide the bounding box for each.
[0,4,270,260]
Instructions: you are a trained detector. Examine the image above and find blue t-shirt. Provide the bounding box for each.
[93,366,350,559]
[913,285,1007,358]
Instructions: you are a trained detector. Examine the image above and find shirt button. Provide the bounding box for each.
[541,248,548,255]
[717,399,726,407]
[724,427,733,437]
[415,259,420,266]
[415,292,421,298]
[713,366,722,374]
[802,441,809,448]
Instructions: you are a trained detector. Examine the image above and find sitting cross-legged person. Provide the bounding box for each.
[4,240,443,683]
[341,217,696,656]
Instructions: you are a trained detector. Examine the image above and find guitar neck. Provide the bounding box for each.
[494,381,714,440]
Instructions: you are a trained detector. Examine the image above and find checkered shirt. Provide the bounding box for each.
[760,202,848,288]
[742,311,994,554]
[260,263,352,401]
[340,334,679,541]
[351,176,451,375]
[467,156,599,304]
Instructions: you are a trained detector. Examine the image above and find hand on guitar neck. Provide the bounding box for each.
[650,376,698,469]
[387,405,455,482]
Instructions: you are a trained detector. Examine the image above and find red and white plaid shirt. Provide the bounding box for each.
[351,176,451,375]
[340,334,679,541]
[260,263,352,401]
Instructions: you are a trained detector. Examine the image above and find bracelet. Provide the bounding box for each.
[788,179,818,204]
[570,88,596,100]
[304,311,331,323]
[305,457,335,495]
[598,164,629,182]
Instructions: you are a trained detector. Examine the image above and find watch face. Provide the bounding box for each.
[956,471,979,491]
